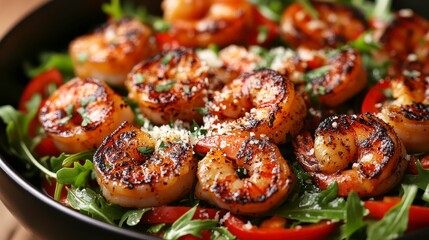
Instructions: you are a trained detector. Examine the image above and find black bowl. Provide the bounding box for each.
[0,1,429,239]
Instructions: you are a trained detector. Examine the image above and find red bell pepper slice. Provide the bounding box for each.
[365,199,429,232]
[361,79,391,114]
[224,214,338,240]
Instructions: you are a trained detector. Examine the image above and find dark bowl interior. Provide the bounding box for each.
[0,0,428,239]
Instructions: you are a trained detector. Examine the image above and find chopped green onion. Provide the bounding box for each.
[137,146,155,155]
[155,80,176,92]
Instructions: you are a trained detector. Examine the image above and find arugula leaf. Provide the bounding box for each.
[248,0,291,21]
[277,182,346,223]
[147,223,167,234]
[366,185,418,240]
[341,191,368,239]
[349,31,381,54]
[41,153,67,173]
[67,187,124,225]
[119,208,150,227]
[402,160,429,202]
[0,99,56,178]
[56,160,94,188]
[62,150,95,167]
[163,205,218,240]
[24,52,74,79]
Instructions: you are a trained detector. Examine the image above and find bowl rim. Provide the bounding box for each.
[0,155,156,239]
[1,0,429,239]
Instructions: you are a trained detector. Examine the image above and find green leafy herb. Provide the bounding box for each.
[67,187,124,225]
[119,208,150,227]
[158,141,167,149]
[58,104,74,125]
[164,205,218,240]
[195,107,208,116]
[46,82,58,96]
[403,69,421,78]
[161,52,174,65]
[372,0,393,22]
[341,191,368,239]
[303,65,332,83]
[248,0,291,21]
[152,18,171,32]
[366,185,418,240]
[0,98,56,178]
[137,146,155,155]
[80,96,97,107]
[24,52,74,79]
[208,44,220,55]
[77,52,89,63]
[190,120,208,137]
[183,85,191,94]
[102,0,123,21]
[257,25,269,43]
[77,107,92,127]
[56,160,94,188]
[278,182,346,223]
[349,31,381,54]
[147,223,167,234]
[155,80,176,92]
[133,73,145,84]
[296,0,319,19]
[211,227,236,240]
[402,160,429,202]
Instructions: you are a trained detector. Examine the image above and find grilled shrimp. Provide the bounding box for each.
[378,74,429,152]
[162,0,252,47]
[379,10,429,75]
[219,45,263,76]
[69,18,157,86]
[194,135,295,216]
[204,69,307,144]
[39,78,134,153]
[306,48,367,107]
[293,113,407,197]
[280,1,368,49]
[93,122,196,208]
[125,48,209,125]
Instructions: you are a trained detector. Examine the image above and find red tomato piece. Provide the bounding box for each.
[224,214,337,240]
[365,200,429,232]
[361,79,391,114]
[42,178,68,205]
[19,68,64,112]
[34,138,61,157]
[141,206,224,224]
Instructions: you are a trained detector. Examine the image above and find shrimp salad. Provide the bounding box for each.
[2,0,429,239]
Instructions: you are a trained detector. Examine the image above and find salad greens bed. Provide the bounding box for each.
[1,0,429,239]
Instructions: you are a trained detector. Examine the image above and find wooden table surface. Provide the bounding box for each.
[0,0,47,239]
